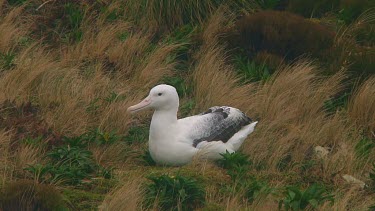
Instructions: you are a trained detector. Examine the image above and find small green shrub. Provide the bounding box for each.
[0,51,16,71]
[0,180,67,211]
[45,145,97,184]
[217,151,252,180]
[24,164,53,183]
[234,55,272,83]
[278,184,334,210]
[145,174,205,211]
[245,177,274,203]
[21,136,45,147]
[229,11,335,61]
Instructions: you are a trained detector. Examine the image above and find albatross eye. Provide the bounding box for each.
[158,93,162,96]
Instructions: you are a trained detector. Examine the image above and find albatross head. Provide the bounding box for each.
[127,84,179,113]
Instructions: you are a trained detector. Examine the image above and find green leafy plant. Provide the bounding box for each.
[24,164,53,183]
[145,174,205,211]
[21,136,45,147]
[46,145,97,184]
[245,177,274,203]
[278,184,334,210]
[234,55,272,83]
[0,51,16,71]
[217,151,252,180]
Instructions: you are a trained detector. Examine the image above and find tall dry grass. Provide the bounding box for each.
[0,2,374,210]
[348,77,375,135]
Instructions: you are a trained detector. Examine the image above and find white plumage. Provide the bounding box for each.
[127,84,258,166]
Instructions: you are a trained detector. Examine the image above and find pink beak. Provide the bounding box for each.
[127,96,152,113]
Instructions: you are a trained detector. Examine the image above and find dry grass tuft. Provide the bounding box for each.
[0,7,27,52]
[348,77,375,134]
[100,172,145,211]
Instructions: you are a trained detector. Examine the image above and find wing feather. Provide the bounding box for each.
[190,106,252,148]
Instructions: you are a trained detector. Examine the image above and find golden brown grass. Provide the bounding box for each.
[100,172,145,211]
[349,77,375,134]
[0,2,374,211]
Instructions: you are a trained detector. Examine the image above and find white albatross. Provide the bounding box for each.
[127,84,258,166]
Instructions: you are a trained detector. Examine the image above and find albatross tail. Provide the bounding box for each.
[227,121,258,151]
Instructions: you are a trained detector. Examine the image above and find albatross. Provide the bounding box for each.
[127,84,258,166]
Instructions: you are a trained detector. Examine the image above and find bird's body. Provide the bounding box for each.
[128,85,257,166]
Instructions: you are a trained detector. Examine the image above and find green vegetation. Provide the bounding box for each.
[218,151,252,180]
[279,184,334,210]
[145,174,205,210]
[0,0,374,210]
[0,51,16,70]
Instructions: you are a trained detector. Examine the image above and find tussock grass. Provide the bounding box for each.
[349,77,375,134]
[0,2,374,210]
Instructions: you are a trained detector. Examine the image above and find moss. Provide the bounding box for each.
[228,11,335,62]
[0,180,67,211]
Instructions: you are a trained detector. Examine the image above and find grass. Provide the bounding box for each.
[144,174,205,210]
[0,1,374,210]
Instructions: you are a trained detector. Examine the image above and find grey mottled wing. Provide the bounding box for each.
[191,106,252,148]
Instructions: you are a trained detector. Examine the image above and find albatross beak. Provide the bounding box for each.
[127,96,152,113]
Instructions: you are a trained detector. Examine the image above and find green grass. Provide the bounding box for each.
[233,55,272,83]
[355,136,375,159]
[124,125,149,144]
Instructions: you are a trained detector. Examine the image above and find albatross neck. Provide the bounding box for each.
[151,107,178,126]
